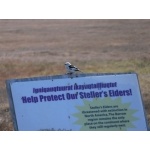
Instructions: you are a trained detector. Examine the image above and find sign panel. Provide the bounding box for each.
[6,73,148,131]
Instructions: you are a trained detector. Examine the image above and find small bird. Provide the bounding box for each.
[65,62,82,74]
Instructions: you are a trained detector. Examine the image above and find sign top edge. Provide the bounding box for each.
[6,72,137,83]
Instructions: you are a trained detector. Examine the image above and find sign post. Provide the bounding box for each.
[6,73,148,131]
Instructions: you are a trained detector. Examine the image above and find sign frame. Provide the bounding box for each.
[6,72,149,131]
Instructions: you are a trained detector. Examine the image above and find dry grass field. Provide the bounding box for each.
[0,20,150,130]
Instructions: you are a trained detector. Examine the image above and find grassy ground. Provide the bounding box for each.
[0,20,150,130]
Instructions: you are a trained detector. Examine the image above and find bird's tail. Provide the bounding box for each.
[78,70,83,73]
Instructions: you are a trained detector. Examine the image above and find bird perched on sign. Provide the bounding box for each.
[65,62,82,74]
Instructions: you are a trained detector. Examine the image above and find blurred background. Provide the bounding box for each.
[0,20,150,130]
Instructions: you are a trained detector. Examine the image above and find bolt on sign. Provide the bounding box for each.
[6,73,148,131]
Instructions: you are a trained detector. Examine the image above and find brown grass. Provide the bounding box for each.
[0,20,150,130]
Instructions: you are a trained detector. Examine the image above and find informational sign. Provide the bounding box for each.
[6,73,148,131]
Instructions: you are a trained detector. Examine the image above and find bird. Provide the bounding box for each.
[64,62,82,74]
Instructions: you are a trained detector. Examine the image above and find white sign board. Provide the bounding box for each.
[6,73,148,131]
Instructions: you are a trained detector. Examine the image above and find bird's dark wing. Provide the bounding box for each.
[69,65,76,68]
[69,64,80,71]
